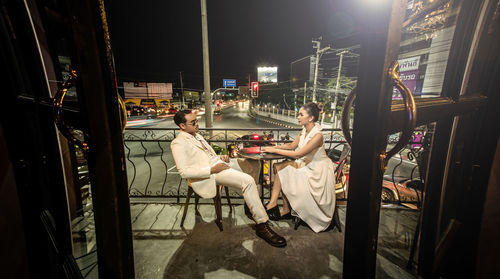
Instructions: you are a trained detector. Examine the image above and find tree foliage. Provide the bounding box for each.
[327,75,357,91]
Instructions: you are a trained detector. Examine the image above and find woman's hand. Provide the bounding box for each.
[261,146,276,153]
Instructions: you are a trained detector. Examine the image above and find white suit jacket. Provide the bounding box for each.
[171,131,222,199]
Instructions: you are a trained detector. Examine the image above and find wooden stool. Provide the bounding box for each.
[180,180,232,231]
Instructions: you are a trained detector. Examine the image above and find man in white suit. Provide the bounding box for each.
[171,110,286,247]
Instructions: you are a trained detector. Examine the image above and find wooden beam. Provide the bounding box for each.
[385,95,487,134]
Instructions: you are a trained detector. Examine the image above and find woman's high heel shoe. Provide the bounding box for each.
[265,202,281,221]
[293,216,302,230]
[280,212,292,220]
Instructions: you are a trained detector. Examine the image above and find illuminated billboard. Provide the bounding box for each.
[257,66,278,83]
[393,56,420,99]
[124,82,173,99]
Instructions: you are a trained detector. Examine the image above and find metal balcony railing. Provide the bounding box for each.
[123,127,346,200]
[123,126,429,207]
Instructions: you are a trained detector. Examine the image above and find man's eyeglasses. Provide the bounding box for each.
[186,119,198,126]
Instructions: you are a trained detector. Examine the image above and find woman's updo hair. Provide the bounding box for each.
[302,102,320,122]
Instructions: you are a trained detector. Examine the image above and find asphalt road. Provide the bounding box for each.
[131,102,295,129]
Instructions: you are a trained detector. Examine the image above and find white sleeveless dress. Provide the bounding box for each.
[278,123,336,232]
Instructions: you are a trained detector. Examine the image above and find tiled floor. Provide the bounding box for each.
[131,202,419,279]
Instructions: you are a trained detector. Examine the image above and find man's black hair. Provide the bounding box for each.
[174,110,193,126]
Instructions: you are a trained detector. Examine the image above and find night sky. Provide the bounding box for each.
[107,0,360,90]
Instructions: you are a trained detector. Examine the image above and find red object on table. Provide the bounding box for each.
[239,146,261,154]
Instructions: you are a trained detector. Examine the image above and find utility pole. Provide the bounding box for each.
[201,0,212,127]
[294,89,297,118]
[179,71,185,109]
[248,74,251,104]
[312,37,330,103]
[331,50,348,126]
[312,38,321,103]
[303,82,307,105]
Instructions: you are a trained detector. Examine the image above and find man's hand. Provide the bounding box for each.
[220,155,230,163]
[210,163,230,174]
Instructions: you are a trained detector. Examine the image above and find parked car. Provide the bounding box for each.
[335,164,423,206]
[130,106,146,116]
[381,175,423,204]
[168,107,178,114]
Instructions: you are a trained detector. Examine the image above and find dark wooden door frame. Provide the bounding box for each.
[0,0,78,277]
[416,0,487,276]
[342,0,498,277]
[1,0,134,277]
[63,0,134,277]
[342,1,408,277]
[422,0,500,277]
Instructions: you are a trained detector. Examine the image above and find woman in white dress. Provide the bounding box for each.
[261,102,336,232]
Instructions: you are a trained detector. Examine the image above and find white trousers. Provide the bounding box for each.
[214,168,268,224]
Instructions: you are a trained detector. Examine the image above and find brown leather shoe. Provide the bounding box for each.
[255,222,287,247]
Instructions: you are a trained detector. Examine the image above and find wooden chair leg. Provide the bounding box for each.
[176,177,184,203]
[213,186,223,231]
[224,186,232,213]
[194,192,200,216]
[180,187,194,227]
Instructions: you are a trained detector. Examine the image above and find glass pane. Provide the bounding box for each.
[30,1,98,276]
[378,0,463,276]
[56,55,79,104]
[35,1,80,108]
[68,146,98,278]
[374,122,434,277]
[396,0,461,99]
